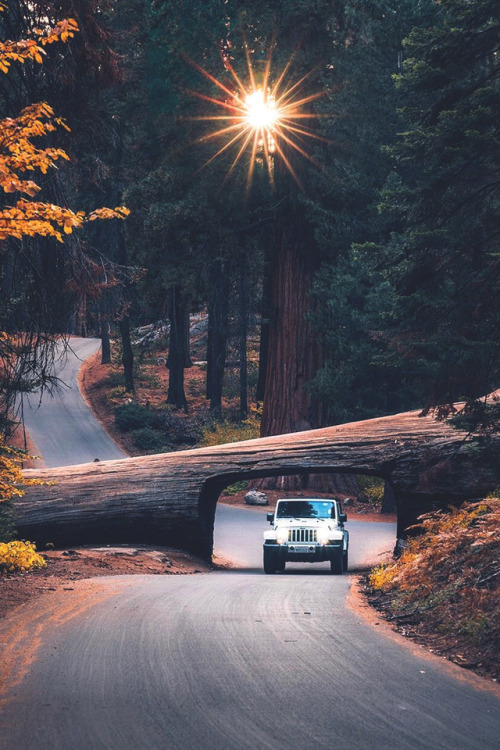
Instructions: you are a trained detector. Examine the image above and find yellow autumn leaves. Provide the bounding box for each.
[0,17,79,73]
[0,540,46,573]
[0,12,129,244]
[0,437,48,573]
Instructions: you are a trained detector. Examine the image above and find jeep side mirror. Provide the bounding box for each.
[267,512,275,524]
[339,512,347,524]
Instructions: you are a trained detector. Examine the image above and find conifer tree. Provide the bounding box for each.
[382,0,500,407]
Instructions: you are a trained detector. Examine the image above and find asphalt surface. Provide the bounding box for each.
[1,509,499,749]
[2,338,498,749]
[18,337,126,467]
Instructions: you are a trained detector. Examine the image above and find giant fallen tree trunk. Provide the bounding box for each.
[14,407,500,559]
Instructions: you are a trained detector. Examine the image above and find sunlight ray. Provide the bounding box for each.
[188,44,326,187]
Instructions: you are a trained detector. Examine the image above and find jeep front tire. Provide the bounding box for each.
[263,547,279,574]
[330,550,343,575]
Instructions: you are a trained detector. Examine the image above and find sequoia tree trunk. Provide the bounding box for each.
[206,259,229,417]
[167,286,189,411]
[257,186,327,490]
[260,191,326,437]
[239,254,249,420]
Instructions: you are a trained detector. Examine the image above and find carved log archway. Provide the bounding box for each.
[197,466,393,559]
[13,407,499,559]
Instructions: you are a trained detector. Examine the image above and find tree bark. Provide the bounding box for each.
[256,242,272,405]
[100,316,111,364]
[257,189,327,491]
[260,193,325,436]
[381,481,397,514]
[118,316,135,393]
[206,259,229,417]
[239,255,249,420]
[167,286,189,412]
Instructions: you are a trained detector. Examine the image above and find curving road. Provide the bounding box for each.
[19,337,125,467]
[1,339,499,749]
[0,511,499,750]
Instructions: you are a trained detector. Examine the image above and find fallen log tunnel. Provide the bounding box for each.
[14,407,499,559]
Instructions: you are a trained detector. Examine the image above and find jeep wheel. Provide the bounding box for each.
[330,552,343,575]
[343,550,348,572]
[263,547,278,574]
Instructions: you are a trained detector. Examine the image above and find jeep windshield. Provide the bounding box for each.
[276,500,336,520]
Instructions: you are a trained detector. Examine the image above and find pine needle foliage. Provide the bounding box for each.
[369,497,500,677]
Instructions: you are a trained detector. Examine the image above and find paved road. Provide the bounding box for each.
[1,341,498,749]
[19,338,126,467]
[0,507,499,750]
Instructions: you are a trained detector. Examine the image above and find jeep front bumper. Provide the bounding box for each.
[263,540,343,563]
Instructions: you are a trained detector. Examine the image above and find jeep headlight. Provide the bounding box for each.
[317,528,331,545]
[276,530,288,545]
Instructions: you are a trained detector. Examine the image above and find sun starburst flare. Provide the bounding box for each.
[186,47,328,190]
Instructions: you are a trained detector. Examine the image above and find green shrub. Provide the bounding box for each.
[155,407,202,445]
[247,361,259,392]
[136,370,161,389]
[356,475,384,504]
[222,481,249,496]
[109,386,127,400]
[200,417,260,446]
[114,402,161,432]
[130,427,165,452]
[105,370,126,388]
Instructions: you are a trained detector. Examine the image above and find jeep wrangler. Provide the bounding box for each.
[263,498,348,574]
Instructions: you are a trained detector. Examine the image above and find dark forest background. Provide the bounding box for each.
[1,0,499,445]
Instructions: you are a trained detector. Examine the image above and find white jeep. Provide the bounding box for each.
[263,497,349,574]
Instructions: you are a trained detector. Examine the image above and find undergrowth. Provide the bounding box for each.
[0,540,46,573]
[367,496,500,679]
[200,416,260,447]
[0,437,48,573]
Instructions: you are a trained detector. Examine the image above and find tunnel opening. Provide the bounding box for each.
[198,465,399,568]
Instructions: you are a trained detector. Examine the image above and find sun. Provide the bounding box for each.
[244,89,279,130]
[186,46,326,189]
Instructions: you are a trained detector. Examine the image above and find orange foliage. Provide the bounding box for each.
[368,498,500,677]
[0,435,47,503]
[0,11,129,244]
[0,17,79,73]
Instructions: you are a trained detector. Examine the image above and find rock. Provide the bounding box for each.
[244,490,268,506]
[190,317,208,335]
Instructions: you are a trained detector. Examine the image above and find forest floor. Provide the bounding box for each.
[361,498,500,685]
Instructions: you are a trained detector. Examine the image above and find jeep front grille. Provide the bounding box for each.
[288,529,317,543]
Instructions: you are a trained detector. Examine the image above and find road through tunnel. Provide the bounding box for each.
[198,466,399,563]
[16,406,500,556]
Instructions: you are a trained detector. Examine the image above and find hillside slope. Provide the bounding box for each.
[365,498,500,682]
